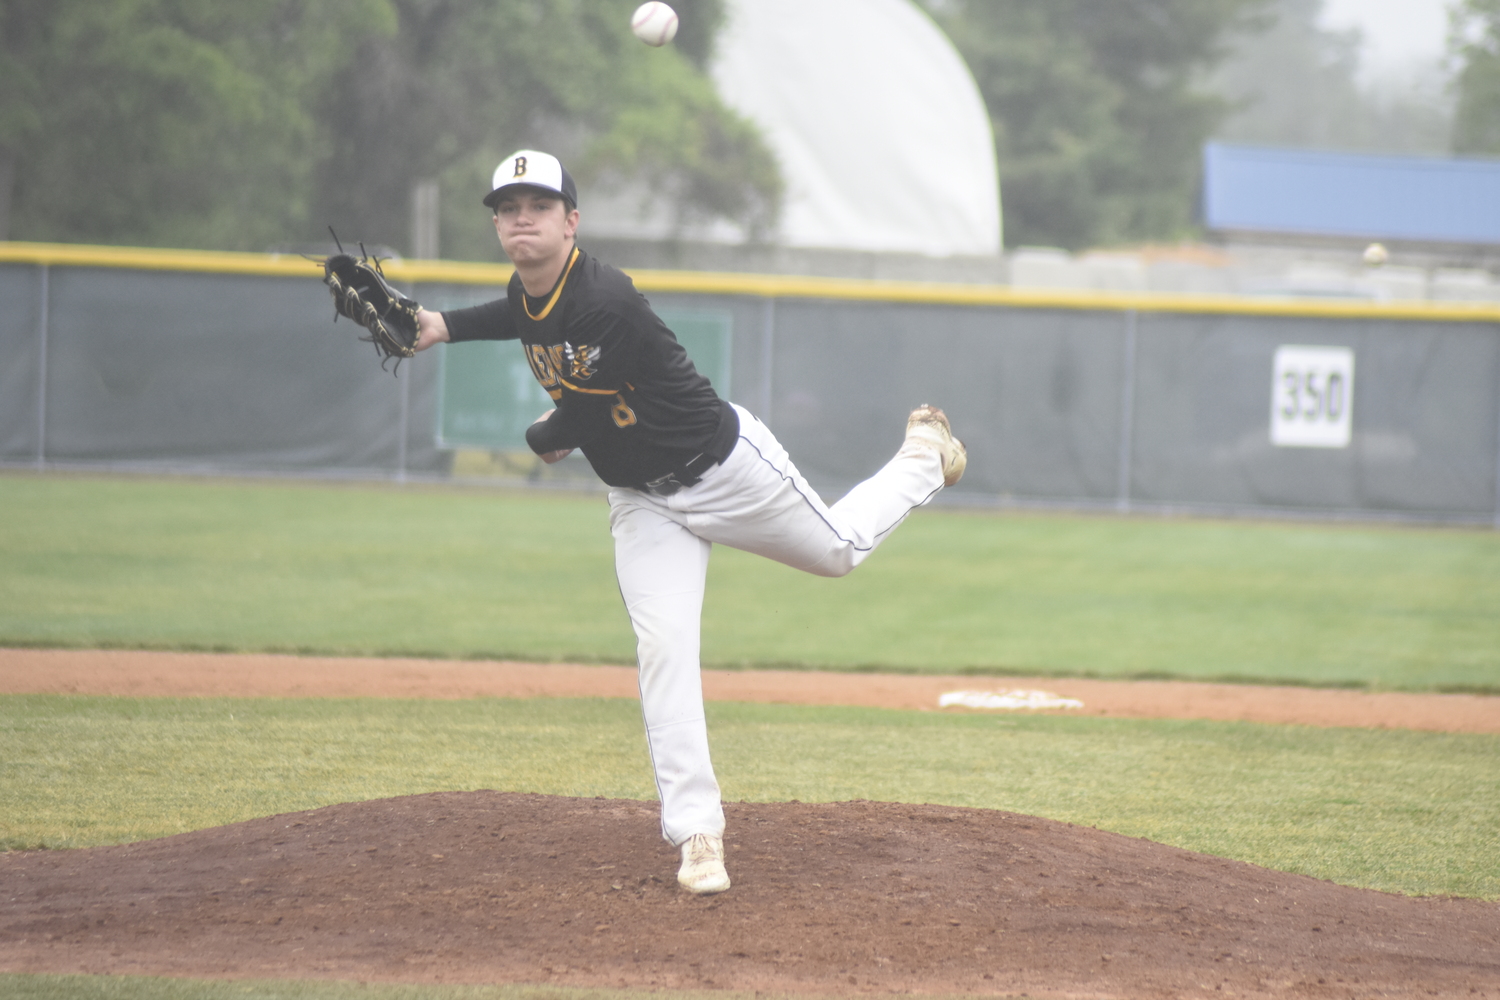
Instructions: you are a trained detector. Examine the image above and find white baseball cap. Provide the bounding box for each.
[483,149,577,209]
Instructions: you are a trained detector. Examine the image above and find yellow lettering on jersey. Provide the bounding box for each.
[526,344,559,388]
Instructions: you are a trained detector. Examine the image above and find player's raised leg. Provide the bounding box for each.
[684,404,965,577]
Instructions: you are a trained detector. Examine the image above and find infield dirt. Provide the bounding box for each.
[2,649,1498,997]
[3,648,1497,733]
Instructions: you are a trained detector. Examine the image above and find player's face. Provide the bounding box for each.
[493,188,579,265]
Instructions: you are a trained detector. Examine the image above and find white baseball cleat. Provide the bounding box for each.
[677,833,731,894]
[906,404,967,487]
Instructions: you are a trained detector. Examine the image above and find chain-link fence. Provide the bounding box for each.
[3,245,1497,524]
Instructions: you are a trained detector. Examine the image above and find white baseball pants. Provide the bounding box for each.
[607,404,946,845]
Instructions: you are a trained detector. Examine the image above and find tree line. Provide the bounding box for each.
[2,0,1497,255]
[0,0,774,257]
[1454,0,1500,157]
[1213,0,1453,158]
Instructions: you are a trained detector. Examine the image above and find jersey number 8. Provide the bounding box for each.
[611,393,637,428]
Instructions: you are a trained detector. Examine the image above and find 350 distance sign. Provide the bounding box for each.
[1270,345,1355,449]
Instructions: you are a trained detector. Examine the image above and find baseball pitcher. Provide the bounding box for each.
[375,150,965,894]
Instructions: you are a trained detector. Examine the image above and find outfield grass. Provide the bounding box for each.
[3,473,1498,690]
[3,694,1496,900]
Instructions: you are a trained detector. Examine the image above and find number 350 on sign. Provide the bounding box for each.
[1270,345,1354,448]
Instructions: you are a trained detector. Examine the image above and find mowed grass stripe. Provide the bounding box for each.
[3,473,1498,690]
[2,694,1496,900]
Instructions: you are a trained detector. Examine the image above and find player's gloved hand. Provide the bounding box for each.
[321,250,421,371]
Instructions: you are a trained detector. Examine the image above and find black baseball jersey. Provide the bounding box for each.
[442,246,739,489]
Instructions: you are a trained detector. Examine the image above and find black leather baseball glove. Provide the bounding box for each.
[322,250,421,370]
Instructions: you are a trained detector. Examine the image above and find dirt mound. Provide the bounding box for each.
[2,792,1496,997]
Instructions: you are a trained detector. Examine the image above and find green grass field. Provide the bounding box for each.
[3,472,1498,690]
[3,472,1498,998]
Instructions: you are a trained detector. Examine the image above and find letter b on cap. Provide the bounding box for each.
[513,156,528,178]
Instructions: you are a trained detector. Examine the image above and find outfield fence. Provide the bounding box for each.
[3,241,1499,525]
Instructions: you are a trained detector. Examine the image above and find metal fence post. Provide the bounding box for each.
[758,296,776,425]
[35,264,49,471]
[1494,326,1500,530]
[1115,308,1138,514]
[396,361,411,483]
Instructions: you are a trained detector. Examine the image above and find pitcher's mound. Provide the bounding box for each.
[2,792,1496,997]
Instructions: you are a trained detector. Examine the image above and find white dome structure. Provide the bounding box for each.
[711,0,1001,256]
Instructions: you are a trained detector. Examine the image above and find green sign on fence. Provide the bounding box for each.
[436,308,733,451]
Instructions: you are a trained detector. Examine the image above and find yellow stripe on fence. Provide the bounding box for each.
[0,241,513,283]
[2,240,1498,322]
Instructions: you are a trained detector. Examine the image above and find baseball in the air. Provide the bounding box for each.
[632,2,678,46]
[1362,242,1390,267]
